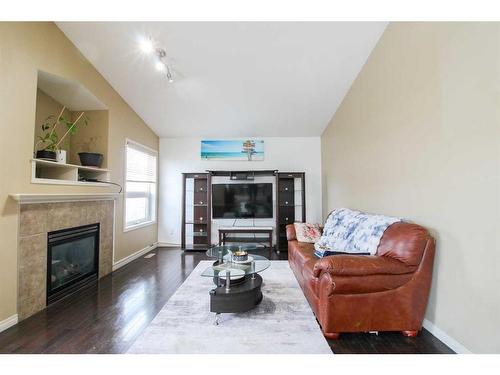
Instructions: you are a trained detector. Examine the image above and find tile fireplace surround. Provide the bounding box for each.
[13,195,117,320]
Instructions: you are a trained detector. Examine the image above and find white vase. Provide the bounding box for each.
[56,150,67,164]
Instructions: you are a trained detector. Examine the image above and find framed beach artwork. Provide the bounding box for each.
[201,139,264,161]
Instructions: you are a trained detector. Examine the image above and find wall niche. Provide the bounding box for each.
[33,70,111,186]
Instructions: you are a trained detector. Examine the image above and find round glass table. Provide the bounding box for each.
[203,245,271,324]
[203,244,270,279]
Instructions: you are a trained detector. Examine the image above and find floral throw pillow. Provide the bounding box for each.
[294,222,322,243]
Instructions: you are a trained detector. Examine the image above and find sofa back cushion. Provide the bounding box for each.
[376,222,431,266]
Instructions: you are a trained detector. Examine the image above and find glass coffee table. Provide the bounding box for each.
[203,245,271,325]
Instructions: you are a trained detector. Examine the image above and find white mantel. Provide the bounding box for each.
[10,193,120,204]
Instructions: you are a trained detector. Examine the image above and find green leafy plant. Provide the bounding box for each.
[34,106,89,154]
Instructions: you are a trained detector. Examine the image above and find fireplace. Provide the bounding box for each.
[47,223,100,305]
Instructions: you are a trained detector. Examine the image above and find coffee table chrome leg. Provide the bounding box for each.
[214,313,220,326]
[225,270,230,291]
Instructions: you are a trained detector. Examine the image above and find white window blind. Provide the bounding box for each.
[124,140,157,230]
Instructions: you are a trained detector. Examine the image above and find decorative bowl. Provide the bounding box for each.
[232,251,248,262]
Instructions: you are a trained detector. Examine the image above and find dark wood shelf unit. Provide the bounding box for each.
[181,173,212,251]
[181,170,305,254]
[276,172,306,252]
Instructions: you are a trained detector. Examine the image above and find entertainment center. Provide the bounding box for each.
[181,170,305,253]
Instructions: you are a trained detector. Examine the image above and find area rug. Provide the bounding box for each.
[127,260,332,354]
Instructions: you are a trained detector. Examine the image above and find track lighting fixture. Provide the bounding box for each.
[139,37,175,83]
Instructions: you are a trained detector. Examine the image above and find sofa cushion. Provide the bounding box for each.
[313,254,415,277]
[294,222,322,243]
[326,273,414,294]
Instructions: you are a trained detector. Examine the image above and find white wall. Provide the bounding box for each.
[159,137,322,245]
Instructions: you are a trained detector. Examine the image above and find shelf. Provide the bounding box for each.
[10,193,120,204]
[185,221,208,225]
[32,158,110,172]
[193,204,207,207]
[31,178,110,187]
[31,158,111,186]
[193,232,208,237]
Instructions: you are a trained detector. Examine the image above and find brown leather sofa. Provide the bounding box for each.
[287,222,435,339]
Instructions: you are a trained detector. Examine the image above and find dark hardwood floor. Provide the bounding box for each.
[0,247,454,354]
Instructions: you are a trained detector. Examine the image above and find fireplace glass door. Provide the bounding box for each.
[47,223,99,304]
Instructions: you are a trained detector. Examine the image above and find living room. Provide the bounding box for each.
[1,0,499,372]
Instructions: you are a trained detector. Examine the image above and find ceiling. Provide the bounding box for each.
[38,70,107,111]
[57,22,386,138]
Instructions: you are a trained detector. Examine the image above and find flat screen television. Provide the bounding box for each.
[212,183,273,219]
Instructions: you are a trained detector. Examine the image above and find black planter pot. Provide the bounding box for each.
[36,150,57,161]
[78,152,104,168]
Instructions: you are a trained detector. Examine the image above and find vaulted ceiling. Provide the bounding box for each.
[57,22,386,137]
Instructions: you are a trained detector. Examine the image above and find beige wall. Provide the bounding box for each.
[0,22,159,323]
[34,89,73,154]
[321,22,500,353]
[69,110,109,167]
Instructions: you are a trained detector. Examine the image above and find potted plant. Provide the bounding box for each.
[76,136,104,168]
[34,106,89,162]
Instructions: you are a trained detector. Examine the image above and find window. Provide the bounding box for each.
[124,139,157,231]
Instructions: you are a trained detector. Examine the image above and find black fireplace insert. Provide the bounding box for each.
[47,223,100,305]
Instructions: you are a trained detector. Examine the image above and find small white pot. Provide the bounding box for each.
[56,150,67,164]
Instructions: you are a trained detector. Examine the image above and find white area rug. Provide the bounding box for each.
[127,260,331,354]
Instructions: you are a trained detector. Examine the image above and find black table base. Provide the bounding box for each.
[209,274,263,314]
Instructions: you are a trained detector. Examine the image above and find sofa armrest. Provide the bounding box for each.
[286,224,297,241]
[312,254,415,277]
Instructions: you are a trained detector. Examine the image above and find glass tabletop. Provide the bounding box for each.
[202,245,270,278]
[201,258,271,278]
[206,244,258,259]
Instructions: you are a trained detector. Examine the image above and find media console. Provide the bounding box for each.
[181,170,305,253]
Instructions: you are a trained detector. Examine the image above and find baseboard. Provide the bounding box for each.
[423,319,471,354]
[157,242,180,247]
[0,314,18,333]
[112,242,158,271]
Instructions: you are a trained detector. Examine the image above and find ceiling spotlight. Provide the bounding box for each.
[166,65,174,83]
[166,70,174,83]
[139,38,154,54]
[155,61,166,71]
